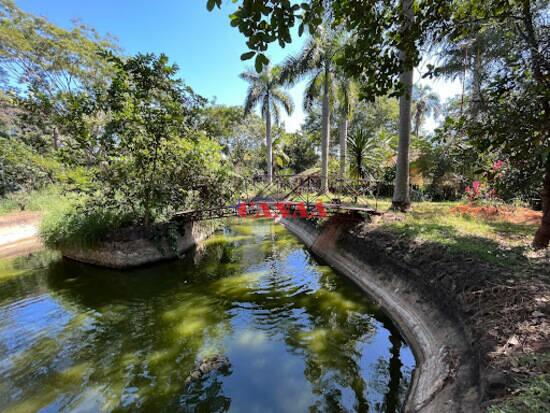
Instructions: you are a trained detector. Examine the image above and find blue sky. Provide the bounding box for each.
[16,0,460,132]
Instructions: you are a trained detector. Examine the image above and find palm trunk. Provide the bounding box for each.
[321,67,331,193]
[470,44,482,119]
[392,0,414,211]
[266,104,273,185]
[52,127,59,150]
[338,117,348,181]
[414,110,421,136]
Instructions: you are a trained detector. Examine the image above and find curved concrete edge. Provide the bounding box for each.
[280,218,481,413]
[61,221,216,269]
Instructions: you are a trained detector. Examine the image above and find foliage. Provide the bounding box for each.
[412,85,441,136]
[84,52,232,227]
[285,132,318,174]
[0,0,119,153]
[487,374,550,413]
[0,136,60,195]
[241,65,293,122]
[208,0,451,100]
[0,184,67,215]
[347,129,391,180]
[40,200,134,248]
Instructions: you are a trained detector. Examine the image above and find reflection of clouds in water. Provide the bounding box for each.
[275,374,316,413]
[235,329,268,350]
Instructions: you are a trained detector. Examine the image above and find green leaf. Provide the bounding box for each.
[206,0,216,12]
[255,54,269,72]
[241,51,255,61]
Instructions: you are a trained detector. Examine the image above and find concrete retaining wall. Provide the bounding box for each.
[281,217,481,413]
[61,221,215,269]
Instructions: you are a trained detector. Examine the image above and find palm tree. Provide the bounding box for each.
[392,0,414,211]
[347,129,391,180]
[281,27,341,193]
[412,85,441,136]
[335,75,356,180]
[241,65,294,184]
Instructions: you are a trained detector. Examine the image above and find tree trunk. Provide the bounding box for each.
[266,104,273,185]
[470,43,482,119]
[52,127,59,150]
[321,68,331,193]
[414,109,421,136]
[392,0,414,211]
[338,116,348,181]
[534,157,550,249]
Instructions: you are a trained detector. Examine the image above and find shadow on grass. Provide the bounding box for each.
[487,220,538,238]
[381,221,530,268]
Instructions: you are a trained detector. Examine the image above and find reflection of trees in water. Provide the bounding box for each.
[0,221,412,412]
[368,327,412,413]
[179,372,232,413]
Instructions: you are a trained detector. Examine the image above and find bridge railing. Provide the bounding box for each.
[232,173,386,211]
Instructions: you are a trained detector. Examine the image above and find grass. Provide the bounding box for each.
[0,185,69,216]
[377,202,539,267]
[488,375,550,413]
[243,184,538,267]
[40,202,134,248]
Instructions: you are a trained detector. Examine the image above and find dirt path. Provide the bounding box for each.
[0,211,44,259]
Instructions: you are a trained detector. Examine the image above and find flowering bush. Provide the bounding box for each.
[464,180,499,203]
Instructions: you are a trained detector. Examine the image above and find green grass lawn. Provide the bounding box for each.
[379,202,539,267]
[0,185,69,216]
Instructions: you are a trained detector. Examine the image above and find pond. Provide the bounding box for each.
[0,219,415,413]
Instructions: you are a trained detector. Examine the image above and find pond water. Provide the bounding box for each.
[0,219,414,413]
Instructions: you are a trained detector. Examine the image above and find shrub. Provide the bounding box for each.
[40,200,134,248]
[0,137,61,195]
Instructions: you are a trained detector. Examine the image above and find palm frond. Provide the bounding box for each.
[243,83,264,116]
[239,70,260,83]
[271,88,294,116]
[271,101,281,125]
[280,37,322,85]
[303,72,322,111]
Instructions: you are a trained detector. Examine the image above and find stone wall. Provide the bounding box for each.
[61,221,216,269]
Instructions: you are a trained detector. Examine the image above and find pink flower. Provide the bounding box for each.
[472,181,481,194]
[493,160,504,171]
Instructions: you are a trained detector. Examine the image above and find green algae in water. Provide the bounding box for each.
[0,219,415,412]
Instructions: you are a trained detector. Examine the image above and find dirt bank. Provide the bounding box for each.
[0,212,43,259]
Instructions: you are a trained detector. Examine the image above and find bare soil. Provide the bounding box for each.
[451,203,543,226]
[0,211,43,259]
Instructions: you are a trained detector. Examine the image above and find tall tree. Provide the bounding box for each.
[412,84,441,136]
[281,27,341,193]
[241,65,293,184]
[335,75,356,180]
[0,0,118,151]
[392,0,415,211]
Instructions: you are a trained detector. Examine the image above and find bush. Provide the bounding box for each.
[40,200,135,248]
[0,137,61,195]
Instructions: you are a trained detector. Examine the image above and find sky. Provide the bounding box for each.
[17,0,461,133]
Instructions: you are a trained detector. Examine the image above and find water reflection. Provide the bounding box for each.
[0,219,414,412]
